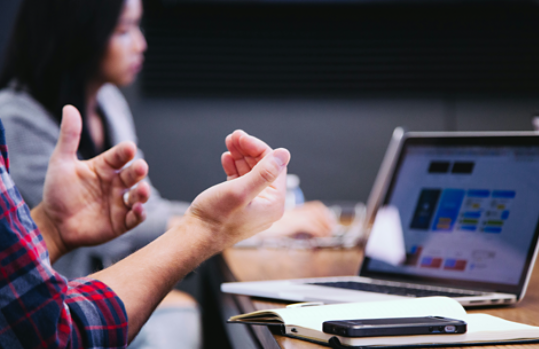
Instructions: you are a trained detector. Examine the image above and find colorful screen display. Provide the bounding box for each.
[365,143,539,287]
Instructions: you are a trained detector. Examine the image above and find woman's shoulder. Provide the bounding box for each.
[0,87,55,123]
[0,87,59,135]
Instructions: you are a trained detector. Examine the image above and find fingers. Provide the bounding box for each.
[99,141,138,171]
[299,213,335,238]
[226,130,271,160]
[124,181,151,207]
[221,152,239,180]
[119,158,149,188]
[231,148,290,204]
[237,131,272,167]
[123,181,150,230]
[125,202,147,230]
[266,201,336,238]
[53,105,83,160]
[226,132,254,177]
[121,162,150,224]
[223,130,274,178]
[301,201,338,236]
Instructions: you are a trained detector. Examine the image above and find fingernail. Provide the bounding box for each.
[273,149,288,167]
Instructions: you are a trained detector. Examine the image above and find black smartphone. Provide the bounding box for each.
[322,316,467,337]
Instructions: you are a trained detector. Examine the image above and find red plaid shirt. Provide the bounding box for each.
[0,120,128,348]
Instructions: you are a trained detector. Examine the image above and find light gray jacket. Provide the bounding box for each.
[0,84,190,278]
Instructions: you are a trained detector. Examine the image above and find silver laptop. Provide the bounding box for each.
[222,129,539,307]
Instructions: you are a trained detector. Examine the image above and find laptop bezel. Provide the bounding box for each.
[359,131,539,299]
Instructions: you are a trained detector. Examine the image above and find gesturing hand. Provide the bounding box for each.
[33,105,150,263]
[221,129,273,180]
[223,131,336,239]
[185,130,290,247]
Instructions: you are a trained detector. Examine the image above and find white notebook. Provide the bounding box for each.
[228,297,539,347]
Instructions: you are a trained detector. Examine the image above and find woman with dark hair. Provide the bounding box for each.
[0,0,193,270]
[0,0,335,346]
[0,1,201,347]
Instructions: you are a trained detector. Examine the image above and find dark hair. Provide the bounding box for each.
[0,0,124,159]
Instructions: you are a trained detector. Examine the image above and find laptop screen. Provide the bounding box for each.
[360,134,539,295]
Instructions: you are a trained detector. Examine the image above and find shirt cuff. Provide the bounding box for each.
[65,277,128,349]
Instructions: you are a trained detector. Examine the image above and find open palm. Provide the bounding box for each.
[41,106,150,254]
[187,130,290,246]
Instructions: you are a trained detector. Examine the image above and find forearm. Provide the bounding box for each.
[91,141,289,342]
[91,215,223,342]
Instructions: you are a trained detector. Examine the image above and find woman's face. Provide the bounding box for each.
[100,0,147,87]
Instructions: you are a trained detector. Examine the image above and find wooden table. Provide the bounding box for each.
[219,246,539,349]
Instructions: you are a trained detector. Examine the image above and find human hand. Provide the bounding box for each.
[33,105,150,262]
[221,129,273,179]
[92,130,287,339]
[185,130,290,248]
[258,201,337,238]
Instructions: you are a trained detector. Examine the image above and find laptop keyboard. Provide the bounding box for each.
[309,281,479,298]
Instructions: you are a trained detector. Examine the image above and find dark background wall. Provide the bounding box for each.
[124,86,539,204]
[0,0,21,70]
[3,0,539,204]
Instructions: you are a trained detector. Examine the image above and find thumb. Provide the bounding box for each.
[53,105,82,160]
[231,148,290,203]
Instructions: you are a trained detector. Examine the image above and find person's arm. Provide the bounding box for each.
[31,105,151,263]
[0,120,130,348]
[93,130,291,341]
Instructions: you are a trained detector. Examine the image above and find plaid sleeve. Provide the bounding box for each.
[64,278,128,348]
[0,120,128,349]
